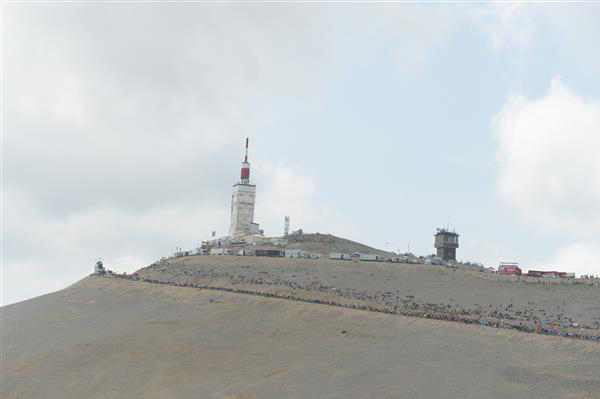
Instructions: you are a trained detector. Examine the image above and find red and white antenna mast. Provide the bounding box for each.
[240,138,250,183]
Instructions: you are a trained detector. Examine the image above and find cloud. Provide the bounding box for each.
[472,3,538,84]
[3,5,333,217]
[255,162,317,227]
[493,77,600,236]
[473,3,536,54]
[253,162,358,238]
[537,242,600,277]
[493,77,600,276]
[2,187,229,305]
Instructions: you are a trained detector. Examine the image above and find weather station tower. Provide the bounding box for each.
[229,138,261,238]
[434,228,459,261]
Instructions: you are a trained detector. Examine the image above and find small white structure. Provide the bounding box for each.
[243,235,288,246]
[193,247,206,256]
[424,256,444,265]
[210,237,231,247]
[238,249,250,256]
[269,237,289,246]
[210,247,229,256]
[285,249,304,258]
[244,235,267,245]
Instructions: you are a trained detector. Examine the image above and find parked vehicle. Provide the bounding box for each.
[498,262,522,275]
[255,249,284,257]
[354,253,383,262]
[329,252,352,260]
[528,270,575,278]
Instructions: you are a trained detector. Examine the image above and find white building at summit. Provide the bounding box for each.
[229,138,261,238]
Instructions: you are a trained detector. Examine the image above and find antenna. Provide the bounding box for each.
[245,137,249,162]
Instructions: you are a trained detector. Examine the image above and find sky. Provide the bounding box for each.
[2,2,600,305]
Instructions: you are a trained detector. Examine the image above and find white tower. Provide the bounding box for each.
[229,138,260,238]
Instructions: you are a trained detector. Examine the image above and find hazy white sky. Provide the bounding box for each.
[3,3,600,305]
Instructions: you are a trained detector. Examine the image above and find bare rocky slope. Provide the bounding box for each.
[3,275,600,399]
[134,255,600,339]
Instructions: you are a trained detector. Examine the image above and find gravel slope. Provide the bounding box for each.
[134,255,600,337]
[2,276,600,399]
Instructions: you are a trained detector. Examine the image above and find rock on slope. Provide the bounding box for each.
[281,232,393,256]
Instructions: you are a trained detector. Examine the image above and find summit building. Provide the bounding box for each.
[229,138,261,238]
